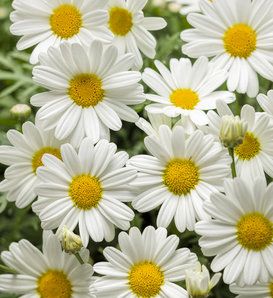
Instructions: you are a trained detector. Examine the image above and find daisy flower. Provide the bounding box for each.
[32,137,136,246]
[142,56,235,126]
[195,177,273,285]
[0,120,65,208]
[10,0,112,64]
[257,90,273,123]
[127,125,231,232]
[0,231,94,297]
[207,100,273,182]
[93,226,198,297]
[106,0,167,69]
[181,0,273,97]
[230,280,273,298]
[31,41,145,145]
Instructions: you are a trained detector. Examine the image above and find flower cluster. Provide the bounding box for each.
[1,0,273,297]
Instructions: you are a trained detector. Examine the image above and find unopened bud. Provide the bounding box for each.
[219,115,247,148]
[61,226,83,254]
[186,263,221,298]
[10,104,31,121]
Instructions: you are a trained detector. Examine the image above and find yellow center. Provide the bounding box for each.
[163,158,199,196]
[170,88,199,110]
[237,212,273,251]
[234,132,260,160]
[32,147,62,173]
[69,174,102,210]
[50,4,82,39]
[68,74,104,108]
[223,23,257,58]
[109,7,133,36]
[269,282,273,297]
[37,270,72,298]
[129,262,164,297]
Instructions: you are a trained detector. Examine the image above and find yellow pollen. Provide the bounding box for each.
[237,212,273,251]
[223,23,257,58]
[234,132,260,160]
[69,174,102,210]
[37,270,72,298]
[170,88,199,110]
[129,262,164,297]
[163,158,199,196]
[50,4,82,39]
[68,74,104,108]
[32,147,61,174]
[109,7,133,36]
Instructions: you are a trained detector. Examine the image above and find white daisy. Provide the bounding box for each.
[32,137,136,246]
[181,0,273,97]
[127,125,231,232]
[0,120,65,208]
[106,0,167,69]
[10,0,112,64]
[93,226,198,297]
[0,231,94,298]
[142,56,235,126]
[195,177,273,285]
[31,41,145,145]
[230,280,273,298]
[207,100,273,182]
[257,90,273,123]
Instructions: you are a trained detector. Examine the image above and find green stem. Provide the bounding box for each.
[0,264,17,274]
[75,253,85,265]
[228,147,237,178]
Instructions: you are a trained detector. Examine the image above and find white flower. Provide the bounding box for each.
[32,137,136,246]
[207,100,273,182]
[0,231,94,297]
[181,0,273,97]
[0,120,65,208]
[10,0,112,64]
[127,125,231,232]
[142,56,235,126]
[196,177,273,286]
[230,280,273,298]
[93,226,198,297]
[106,0,167,69]
[186,262,221,297]
[257,90,273,123]
[31,41,145,146]
[177,0,201,15]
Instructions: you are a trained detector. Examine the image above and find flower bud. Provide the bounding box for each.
[186,263,221,298]
[61,226,83,254]
[10,104,31,121]
[219,115,247,148]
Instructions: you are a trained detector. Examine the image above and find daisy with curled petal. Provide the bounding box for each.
[181,0,273,97]
[127,125,231,232]
[257,90,273,123]
[0,120,65,208]
[207,100,273,182]
[32,137,136,246]
[0,231,94,298]
[230,280,273,298]
[196,177,273,286]
[142,56,235,126]
[31,41,145,146]
[10,0,113,64]
[107,0,167,69]
[93,226,198,297]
